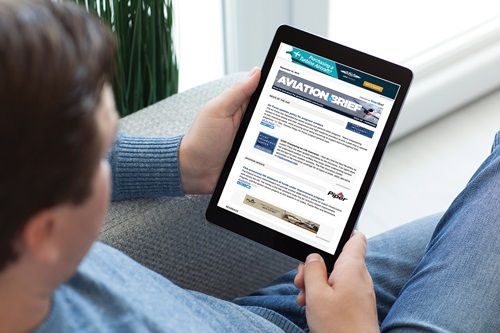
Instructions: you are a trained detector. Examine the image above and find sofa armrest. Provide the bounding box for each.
[99,73,299,300]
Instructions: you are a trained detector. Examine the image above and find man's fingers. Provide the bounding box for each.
[328,231,369,286]
[296,254,330,306]
[294,262,305,289]
[303,254,330,300]
[211,67,261,117]
[339,231,367,262]
[296,234,367,307]
[296,290,306,306]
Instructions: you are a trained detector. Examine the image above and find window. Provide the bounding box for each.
[222,0,500,139]
[176,0,225,92]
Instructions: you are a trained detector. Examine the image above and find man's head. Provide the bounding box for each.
[0,0,117,272]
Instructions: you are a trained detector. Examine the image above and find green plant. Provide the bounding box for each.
[66,0,179,117]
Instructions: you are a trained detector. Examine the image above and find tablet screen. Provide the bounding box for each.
[207,26,412,267]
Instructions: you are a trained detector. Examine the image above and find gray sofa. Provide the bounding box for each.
[99,73,299,301]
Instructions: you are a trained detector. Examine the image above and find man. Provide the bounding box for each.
[0,1,375,331]
[0,1,498,332]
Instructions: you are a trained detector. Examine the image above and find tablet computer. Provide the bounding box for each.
[206,25,413,271]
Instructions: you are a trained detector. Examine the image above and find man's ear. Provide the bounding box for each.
[18,209,62,265]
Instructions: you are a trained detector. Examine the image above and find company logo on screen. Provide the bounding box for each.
[327,191,348,201]
[340,70,360,79]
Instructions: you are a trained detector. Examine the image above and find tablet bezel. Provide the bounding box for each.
[206,25,413,271]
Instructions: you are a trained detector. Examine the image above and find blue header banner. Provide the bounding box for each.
[287,48,338,79]
[286,47,399,99]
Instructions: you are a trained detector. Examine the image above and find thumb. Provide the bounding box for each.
[211,67,261,117]
[303,254,331,301]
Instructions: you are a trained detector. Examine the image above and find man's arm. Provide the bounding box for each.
[107,133,184,201]
[294,231,379,333]
[108,68,261,201]
[179,67,260,194]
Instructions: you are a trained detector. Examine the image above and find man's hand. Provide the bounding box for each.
[294,231,379,333]
[179,68,261,194]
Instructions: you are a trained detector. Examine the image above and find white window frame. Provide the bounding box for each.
[222,1,500,140]
[222,0,330,74]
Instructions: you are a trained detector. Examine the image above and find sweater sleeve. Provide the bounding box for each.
[108,132,185,201]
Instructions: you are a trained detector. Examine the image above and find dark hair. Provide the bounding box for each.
[0,0,116,271]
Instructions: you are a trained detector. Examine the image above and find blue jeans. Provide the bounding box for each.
[234,131,500,332]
